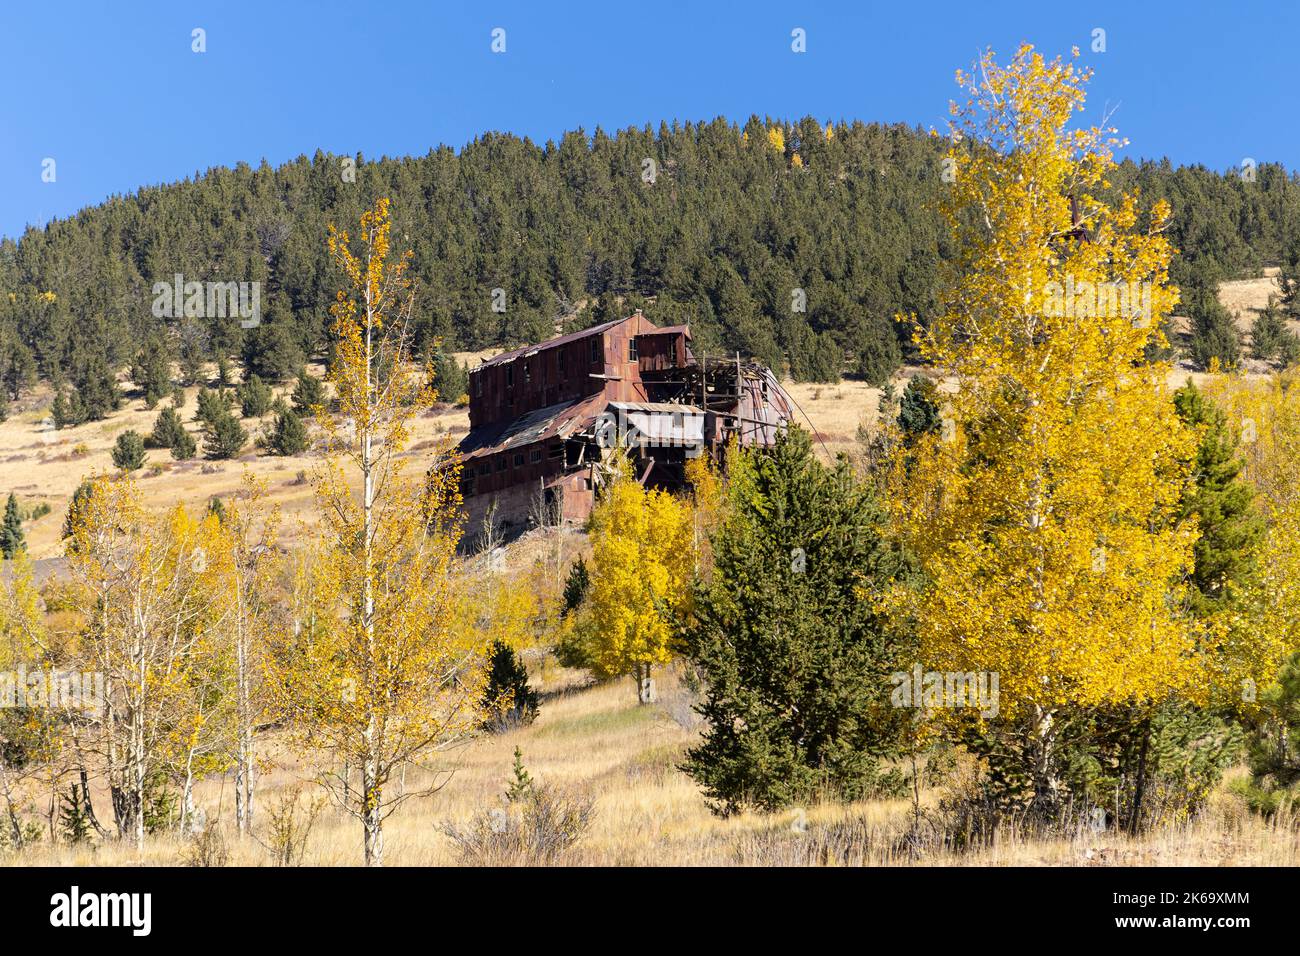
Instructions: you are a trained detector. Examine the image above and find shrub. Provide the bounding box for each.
[183,821,229,868]
[260,787,324,867]
[439,751,595,865]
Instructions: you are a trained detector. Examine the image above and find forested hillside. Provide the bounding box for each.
[1,115,1297,407]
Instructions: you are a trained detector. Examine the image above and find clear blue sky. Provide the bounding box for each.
[1,0,1293,240]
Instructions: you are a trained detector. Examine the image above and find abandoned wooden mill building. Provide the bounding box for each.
[454,310,797,533]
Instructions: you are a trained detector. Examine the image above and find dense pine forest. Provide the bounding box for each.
[1,115,1298,408]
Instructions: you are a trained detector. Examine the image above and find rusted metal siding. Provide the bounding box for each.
[467,312,672,428]
[636,327,689,373]
[468,336,606,429]
[460,438,569,498]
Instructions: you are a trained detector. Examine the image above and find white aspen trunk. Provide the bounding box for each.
[132,705,146,852]
[180,756,196,835]
[362,758,383,867]
[1027,456,1059,812]
[360,282,383,867]
[234,579,254,837]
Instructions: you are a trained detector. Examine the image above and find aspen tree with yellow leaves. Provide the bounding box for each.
[891,46,1202,813]
[584,471,694,702]
[65,477,226,850]
[266,199,487,866]
[210,473,281,837]
[0,548,58,848]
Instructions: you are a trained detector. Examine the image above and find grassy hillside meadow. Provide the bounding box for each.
[0,273,1294,866]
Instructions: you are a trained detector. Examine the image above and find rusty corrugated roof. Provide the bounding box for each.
[474,314,646,370]
[456,392,607,460]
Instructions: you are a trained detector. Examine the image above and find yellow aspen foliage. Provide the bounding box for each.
[267,198,486,866]
[207,471,281,835]
[0,548,60,841]
[65,477,227,848]
[454,560,549,654]
[1201,370,1300,689]
[684,449,727,578]
[585,474,694,696]
[824,121,834,141]
[766,126,785,153]
[791,152,804,169]
[890,46,1202,731]
[0,547,45,662]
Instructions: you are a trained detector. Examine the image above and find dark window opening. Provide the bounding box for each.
[548,442,564,460]
[629,337,638,361]
[506,365,514,388]
[590,338,600,364]
[477,461,491,476]
[495,457,507,472]
[513,453,525,468]
[530,448,543,464]
[524,361,531,384]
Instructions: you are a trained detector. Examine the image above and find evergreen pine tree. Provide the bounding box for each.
[194,386,232,428]
[149,406,187,449]
[683,426,914,814]
[237,373,273,418]
[291,368,326,416]
[50,389,74,428]
[171,427,197,461]
[482,640,539,730]
[562,557,590,615]
[896,375,941,442]
[241,321,305,382]
[203,410,247,460]
[111,430,147,472]
[432,349,468,401]
[73,354,122,421]
[267,408,308,456]
[59,787,93,845]
[131,336,172,408]
[0,493,25,559]
[505,747,535,803]
[1185,262,1241,369]
[62,480,94,542]
[1250,300,1288,363]
[1173,382,1264,616]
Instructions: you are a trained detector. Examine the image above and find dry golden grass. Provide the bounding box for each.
[5,282,1296,867]
[6,661,1295,868]
[0,361,471,560]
